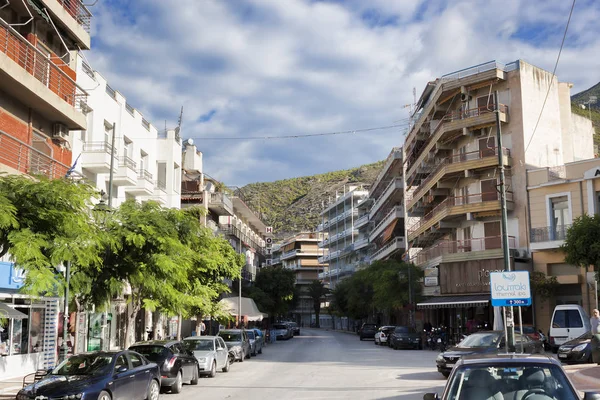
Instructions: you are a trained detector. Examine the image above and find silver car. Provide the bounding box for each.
[247,330,263,356]
[184,336,230,377]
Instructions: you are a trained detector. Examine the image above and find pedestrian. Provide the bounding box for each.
[591,309,600,364]
[591,309,600,334]
[200,321,206,336]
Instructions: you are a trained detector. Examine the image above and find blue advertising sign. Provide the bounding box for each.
[0,261,25,289]
[490,271,531,307]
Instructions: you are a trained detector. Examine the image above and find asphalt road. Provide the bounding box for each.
[164,328,446,400]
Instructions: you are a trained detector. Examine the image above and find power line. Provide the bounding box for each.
[188,122,410,141]
[524,0,576,154]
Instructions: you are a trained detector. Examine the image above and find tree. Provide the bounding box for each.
[252,266,295,322]
[562,214,600,273]
[307,280,328,328]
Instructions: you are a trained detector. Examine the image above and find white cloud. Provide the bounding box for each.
[86,0,600,185]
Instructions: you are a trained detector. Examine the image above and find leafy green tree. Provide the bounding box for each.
[307,280,328,328]
[562,214,600,273]
[368,260,422,319]
[253,266,295,322]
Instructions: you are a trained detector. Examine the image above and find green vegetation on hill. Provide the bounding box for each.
[572,82,600,152]
[239,161,384,239]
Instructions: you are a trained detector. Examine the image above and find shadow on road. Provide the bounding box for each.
[395,370,445,381]
[375,386,441,400]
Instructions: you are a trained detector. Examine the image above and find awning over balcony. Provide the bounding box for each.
[416,294,489,309]
[0,302,28,319]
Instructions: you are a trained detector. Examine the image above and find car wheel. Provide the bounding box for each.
[190,367,199,385]
[222,357,230,372]
[146,379,160,400]
[98,390,112,400]
[258,347,262,354]
[209,361,217,378]
[170,371,183,394]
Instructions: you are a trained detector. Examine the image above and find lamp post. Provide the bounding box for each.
[93,190,112,350]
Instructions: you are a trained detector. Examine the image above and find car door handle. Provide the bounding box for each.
[145,370,149,374]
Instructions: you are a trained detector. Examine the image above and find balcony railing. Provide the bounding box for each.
[530,225,570,243]
[119,156,136,170]
[354,214,369,227]
[0,19,88,112]
[412,236,516,265]
[83,141,113,153]
[57,0,92,33]
[371,205,403,238]
[0,131,70,179]
[138,169,152,180]
[406,147,510,205]
[407,191,513,235]
[371,237,405,261]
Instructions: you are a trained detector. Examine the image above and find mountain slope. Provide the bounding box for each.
[239,161,384,239]
[572,82,600,110]
[572,82,600,150]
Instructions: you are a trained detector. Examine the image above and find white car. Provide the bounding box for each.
[184,336,230,377]
[374,326,396,346]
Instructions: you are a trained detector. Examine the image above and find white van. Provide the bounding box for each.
[548,304,591,351]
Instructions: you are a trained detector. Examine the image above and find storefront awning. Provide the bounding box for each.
[0,302,28,319]
[417,295,489,309]
[219,297,268,321]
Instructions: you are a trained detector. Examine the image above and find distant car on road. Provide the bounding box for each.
[273,323,293,340]
[183,335,231,376]
[246,329,263,356]
[435,331,544,378]
[288,322,300,335]
[389,326,422,350]
[424,353,595,400]
[358,323,378,340]
[218,329,251,362]
[558,331,594,364]
[129,340,199,393]
[375,326,396,346]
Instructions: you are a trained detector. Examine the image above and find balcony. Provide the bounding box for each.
[371,147,403,198]
[530,225,570,250]
[40,0,92,49]
[327,228,358,246]
[318,250,340,263]
[0,130,69,178]
[353,237,369,250]
[407,104,508,181]
[125,169,154,196]
[371,237,406,262]
[0,19,88,129]
[208,192,234,216]
[113,156,138,186]
[370,178,404,219]
[80,142,113,173]
[407,191,514,242]
[412,236,517,268]
[281,249,298,260]
[370,206,404,242]
[407,147,511,210]
[354,214,369,229]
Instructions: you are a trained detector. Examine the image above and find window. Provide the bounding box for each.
[129,353,143,368]
[217,339,225,350]
[104,121,113,144]
[550,196,569,240]
[114,355,128,372]
[123,138,132,159]
[552,310,583,328]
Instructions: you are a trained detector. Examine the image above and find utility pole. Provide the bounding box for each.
[495,91,515,352]
[108,122,116,207]
[60,261,71,362]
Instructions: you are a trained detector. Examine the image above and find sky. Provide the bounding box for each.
[87,0,600,187]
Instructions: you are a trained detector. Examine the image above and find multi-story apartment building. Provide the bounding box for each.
[71,61,182,208]
[271,232,325,326]
[181,141,267,283]
[527,158,600,331]
[368,147,406,262]
[0,0,92,377]
[316,186,369,288]
[407,60,593,336]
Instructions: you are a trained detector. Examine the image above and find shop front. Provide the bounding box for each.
[0,261,59,378]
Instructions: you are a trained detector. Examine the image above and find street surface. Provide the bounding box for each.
[162,328,598,400]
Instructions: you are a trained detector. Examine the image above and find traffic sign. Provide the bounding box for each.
[266,226,273,234]
[490,271,531,307]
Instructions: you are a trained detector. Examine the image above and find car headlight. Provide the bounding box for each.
[197,357,207,362]
[66,394,83,399]
[436,354,444,362]
[573,344,588,352]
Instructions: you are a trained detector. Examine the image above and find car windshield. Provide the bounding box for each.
[273,324,287,329]
[129,345,170,362]
[363,324,376,329]
[185,339,214,351]
[247,331,255,339]
[457,332,502,348]
[52,354,113,376]
[446,364,578,400]
[394,326,415,334]
[219,332,241,341]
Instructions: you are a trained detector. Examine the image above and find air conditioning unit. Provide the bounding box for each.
[461,93,472,102]
[510,248,530,260]
[52,123,69,141]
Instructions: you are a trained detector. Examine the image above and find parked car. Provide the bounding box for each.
[273,323,293,340]
[549,304,591,352]
[558,331,594,364]
[389,326,422,350]
[246,329,263,356]
[218,329,251,361]
[183,335,230,376]
[424,353,595,400]
[17,351,161,400]
[129,340,199,393]
[252,328,265,347]
[374,326,396,346]
[435,331,544,378]
[358,323,378,340]
[289,322,300,335]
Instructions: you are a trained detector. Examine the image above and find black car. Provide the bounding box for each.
[17,351,160,400]
[436,331,544,378]
[424,353,598,400]
[358,323,378,340]
[129,340,199,394]
[289,322,300,335]
[558,331,594,364]
[390,326,422,350]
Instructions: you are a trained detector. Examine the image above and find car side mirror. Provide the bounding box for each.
[584,392,600,400]
[423,393,439,400]
[115,366,128,374]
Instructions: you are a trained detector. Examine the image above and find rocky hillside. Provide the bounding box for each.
[572,82,600,150]
[238,161,384,239]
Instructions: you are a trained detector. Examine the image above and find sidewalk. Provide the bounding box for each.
[571,364,600,389]
[0,375,23,399]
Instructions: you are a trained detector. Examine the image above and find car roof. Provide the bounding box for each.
[457,353,560,367]
[130,340,180,347]
[183,336,218,340]
[220,329,244,333]
[78,351,120,356]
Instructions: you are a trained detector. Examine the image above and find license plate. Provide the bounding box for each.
[558,353,567,359]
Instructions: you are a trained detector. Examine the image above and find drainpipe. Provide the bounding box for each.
[525,170,535,328]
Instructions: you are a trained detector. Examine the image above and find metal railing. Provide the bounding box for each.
[412,236,516,265]
[142,118,150,131]
[118,156,136,170]
[0,131,70,179]
[105,84,116,99]
[371,237,404,261]
[0,19,88,112]
[218,224,265,255]
[56,0,92,33]
[125,103,135,116]
[83,141,112,153]
[138,169,152,180]
[371,205,403,238]
[530,225,571,243]
[372,146,402,194]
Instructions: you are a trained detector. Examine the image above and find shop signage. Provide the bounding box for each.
[424,277,439,287]
[439,260,505,295]
[0,261,25,290]
[490,271,531,306]
[422,286,441,296]
[424,267,438,277]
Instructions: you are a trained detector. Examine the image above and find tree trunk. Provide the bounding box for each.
[152,312,160,340]
[125,299,141,348]
[176,314,182,340]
